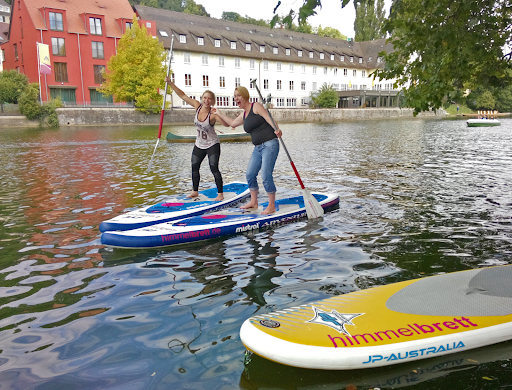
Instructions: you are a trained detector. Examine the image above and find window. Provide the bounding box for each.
[249,97,258,103]
[49,12,63,31]
[276,62,281,71]
[343,68,347,76]
[340,55,344,61]
[246,43,251,51]
[330,54,334,60]
[323,66,327,75]
[219,76,225,88]
[309,51,313,58]
[215,39,220,47]
[146,22,151,28]
[170,73,175,83]
[301,64,306,73]
[159,30,168,37]
[249,80,254,89]
[301,97,307,105]
[91,41,103,59]
[377,56,382,63]
[126,22,133,29]
[183,95,196,106]
[273,47,278,54]
[184,52,190,64]
[202,54,208,65]
[320,53,324,59]
[362,70,366,77]
[263,61,268,70]
[286,48,290,56]
[353,70,357,76]
[312,65,317,74]
[51,37,66,56]
[185,74,191,86]
[216,96,229,106]
[334,68,338,76]
[203,75,209,87]
[89,18,102,35]
[250,59,255,69]
[301,81,306,90]
[20,17,23,38]
[14,43,18,61]
[359,57,363,63]
[219,56,225,66]
[369,56,372,62]
[312,82,317,90]
[263,79,268,89]
[180,35,186,43]
[286,98,296,107]
[235,58,241,68]
[277,80,281,90]
[260,45,265,53]
[54,62,68,82]
[231,41,236,49]
[235,77,240,87]
[198,37,204,45]
[289,63,294,72]
[276,98,284,107]
[94,65,105,84]
[350,56,354,62]
[298,50,302,57]
[289,81,294,91]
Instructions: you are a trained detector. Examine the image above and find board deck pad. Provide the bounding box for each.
[100,192,340,248]
[99,182,250,232]
[240,265,512,370]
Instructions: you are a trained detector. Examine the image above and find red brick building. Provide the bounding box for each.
[2,0,156,104]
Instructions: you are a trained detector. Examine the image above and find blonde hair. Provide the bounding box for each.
[235,86,250,101]
[202,90,216,105]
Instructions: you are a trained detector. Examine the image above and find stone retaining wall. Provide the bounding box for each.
[0,107,446,128]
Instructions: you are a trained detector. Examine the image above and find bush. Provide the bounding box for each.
[311,83,339,108]
[0,70,29,104]
[18,83,60,127]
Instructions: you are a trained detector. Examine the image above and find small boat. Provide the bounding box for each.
[101,192,339,248]
[99,182,250,232]
[166,131,251,143]
[467,118,501,127]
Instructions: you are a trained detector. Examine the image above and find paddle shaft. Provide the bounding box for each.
[251,80,306,190]
[148,34,174,171]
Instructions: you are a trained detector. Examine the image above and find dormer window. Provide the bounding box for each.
[320,53,324,59]
[215,39,220,47]
[359,57,363,63]
[298,50,302,57]
[340,55,344,61]
[159,31,168,37]
[330,54,334,60]
[350,56,354,62]
[309,51,313,58]
[231,41,236,49]
[273,47,278,54]
[369,56,372,62]
[286,48,290,56]
[377,56,382,63]
[180,34,186,43]
[49,12,63,31]
[246,43,251,51]
[260,45,265,53]
[89,17,102,35]
[198,37,204,45]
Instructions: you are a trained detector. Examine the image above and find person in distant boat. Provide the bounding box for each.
[212,86,282,215]
[165,77,224,201]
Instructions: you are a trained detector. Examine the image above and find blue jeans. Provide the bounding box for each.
[246,138,280,193]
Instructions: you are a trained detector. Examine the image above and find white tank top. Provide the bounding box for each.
[194,105,219,149]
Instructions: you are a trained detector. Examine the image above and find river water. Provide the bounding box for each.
[1,117,511,390]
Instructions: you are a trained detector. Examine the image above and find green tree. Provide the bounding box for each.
[222,11,241,22]
[353,0,386,41]
[317,25,347,40]
[375,0,512,115]
[18,83,60,127]
[99,16,167,113]
[0,70,29,104]
[311,83,339,107]
[496,86,512,113]
[183,0,210,17]
[140,0,159,7]
[476,91,496,110]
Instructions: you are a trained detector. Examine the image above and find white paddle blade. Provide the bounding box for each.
[147,138,160,172]
[303,189,324,219]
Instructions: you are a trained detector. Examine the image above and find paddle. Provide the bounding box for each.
[147,34,175,172]
[250,79,324,219]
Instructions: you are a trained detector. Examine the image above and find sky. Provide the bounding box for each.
[201,0,392,39]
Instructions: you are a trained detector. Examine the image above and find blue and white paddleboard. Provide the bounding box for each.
[99,182,250,232]
[101,192,339,248]
[240,265,512,370]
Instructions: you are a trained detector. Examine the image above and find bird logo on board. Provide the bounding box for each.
[307,306,363,336]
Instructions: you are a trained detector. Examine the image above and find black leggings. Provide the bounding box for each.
[191,143,223,193]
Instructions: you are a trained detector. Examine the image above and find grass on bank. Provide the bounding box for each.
[445,104,474,116]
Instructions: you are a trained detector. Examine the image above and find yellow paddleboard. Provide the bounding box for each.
[240,265,512,370]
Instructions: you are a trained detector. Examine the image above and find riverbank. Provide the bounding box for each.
[0,107,446,128]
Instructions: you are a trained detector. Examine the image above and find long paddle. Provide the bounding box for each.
[147,34,175,172]
[250,79,324,219]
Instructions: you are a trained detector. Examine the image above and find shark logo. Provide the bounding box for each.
[306,306,363,336]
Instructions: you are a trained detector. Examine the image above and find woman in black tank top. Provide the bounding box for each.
[213,86,282,215]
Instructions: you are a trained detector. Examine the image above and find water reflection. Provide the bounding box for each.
[0,119,511,388]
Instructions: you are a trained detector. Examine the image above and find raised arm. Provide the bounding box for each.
[252,102,282,137]
[165,76,200,109]
[211,109,244,129]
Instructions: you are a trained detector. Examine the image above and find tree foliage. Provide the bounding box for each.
[0,70,29,104]
[353,0,386,41]
[475,91,496,110]
[317,25,347,40]
[375,0,512,115]
[311,83,339,107]
[18,83,60,127]
[130,0,209,16]
[99,16,168,113]
[221,12,269,27]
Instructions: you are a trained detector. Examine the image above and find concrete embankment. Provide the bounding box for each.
[0,107,446,128]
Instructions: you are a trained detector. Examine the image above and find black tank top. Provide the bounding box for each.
[243,104,277,145]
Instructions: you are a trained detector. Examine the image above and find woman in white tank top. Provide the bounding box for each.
[166,77,224,200]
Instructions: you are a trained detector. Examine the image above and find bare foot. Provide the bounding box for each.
[186,191,199,198]
[261,206,276,215]
[214,194,224,201]
[240,202,258,210]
